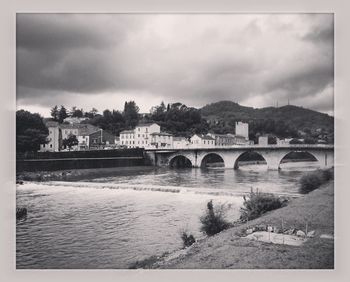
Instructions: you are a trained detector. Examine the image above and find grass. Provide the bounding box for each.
[159,180,334,269]
[299,168,334,194]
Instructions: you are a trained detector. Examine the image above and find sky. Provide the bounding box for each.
[16,14,334,117]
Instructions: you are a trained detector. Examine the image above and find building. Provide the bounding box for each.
[258,136,268,146]
[89,129,117,150]
[120,123,171,149]
[173,137,190,149]
[190,134,215,148]
[40,121,116,151]
[235,121,249,140]
[135,123,160,148]
[119,130,135,148]
[150,132,173,148]
[39,121,61,152]
[207,133,236,146]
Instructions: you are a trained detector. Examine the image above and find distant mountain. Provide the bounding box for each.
[200,101,334,142]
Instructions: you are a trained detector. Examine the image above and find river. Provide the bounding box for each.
[16,161,320,269]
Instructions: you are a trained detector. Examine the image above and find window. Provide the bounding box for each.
[138,134,140,137]
[50,144,52,148]
[138,128,140,131]
[43,144,45,148]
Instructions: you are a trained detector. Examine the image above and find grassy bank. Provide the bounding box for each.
[153,180,334,269]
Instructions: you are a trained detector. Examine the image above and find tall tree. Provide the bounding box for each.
[50,105,59,121]
[16,110,49,153]
[123,101,139,128]
[58,105,68,123]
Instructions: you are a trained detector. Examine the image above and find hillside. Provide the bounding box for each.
[201,101,334,142]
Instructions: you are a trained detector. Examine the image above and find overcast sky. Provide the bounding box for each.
[16,14,334,117]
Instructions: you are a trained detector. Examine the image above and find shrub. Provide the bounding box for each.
[128,255,158,269]
[200,200,230,236]
[181,231,196,248]
[299,168,333,194]
[240,189,286,221]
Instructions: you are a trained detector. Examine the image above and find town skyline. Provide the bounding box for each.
[17,14,334,116]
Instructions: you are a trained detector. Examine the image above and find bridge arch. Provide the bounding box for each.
[169,154,193,168]
[200,153,225,168]
[233,151,267,170]
[279,150,320,169]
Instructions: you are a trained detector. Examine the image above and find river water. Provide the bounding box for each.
[16,162,319,269]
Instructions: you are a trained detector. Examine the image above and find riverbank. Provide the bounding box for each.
[152,180,334,269]
[16,166,156,182]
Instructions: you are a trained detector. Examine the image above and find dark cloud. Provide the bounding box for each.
[16,14,334,116]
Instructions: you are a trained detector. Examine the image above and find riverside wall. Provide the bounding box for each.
[16,149,147,172]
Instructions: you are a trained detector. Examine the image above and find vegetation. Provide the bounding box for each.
[180,231,196,248]
[201,101,334,143]
[128,255,159,269]
[16,110,49,153]
[62,134,78,150]
[240,189,286,221]
[299,168,334,194]
[200,200,230,236]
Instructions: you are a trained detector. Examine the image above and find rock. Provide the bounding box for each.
[16,207,27,220]
[284,229,295,235]
[16,180,24,185]
[296,230,306,237]
[246,228,254,235]
[267,226,273,232]
[273,227,281,233]
[307,230,316,238]
[256,225,267,231]
[320,234,334,240]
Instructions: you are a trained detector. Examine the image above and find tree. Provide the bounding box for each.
[123,101,139,128]
[84,108,98,118]
[62,134,78,150]
[70,106,84,118]
[16,110,49,153]
[50,105,59,121]
[58,105,68,123]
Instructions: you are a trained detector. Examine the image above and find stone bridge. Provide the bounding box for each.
[145,145,334,170]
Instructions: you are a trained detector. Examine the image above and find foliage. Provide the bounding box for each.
[201,101,334,143]
[146,102,209,137]
[16,110,49,153]
[240,189,286,221]
[123,101,139,128]
[70,106,84,118]
[200,200,230,236]
[58,105,68,123]
[299,169,334,194]
[180,231,196,248]
[50,105,59,121]
[62,134,78,150]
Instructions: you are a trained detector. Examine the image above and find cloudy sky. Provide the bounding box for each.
[16,14,334,117]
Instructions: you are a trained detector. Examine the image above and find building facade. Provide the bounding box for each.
[235,121,249,140]
[190,134,215,148]
[173,137,190,149]
[150,132,173,148]
[39,121,61,152]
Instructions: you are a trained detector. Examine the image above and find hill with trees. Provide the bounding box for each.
[201,101,334,143]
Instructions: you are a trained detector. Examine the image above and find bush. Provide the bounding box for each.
[200,200,230,236]
[240,189,286,221]
[299,169,333,194]
[128,255,158,269]
[181,231,196,248]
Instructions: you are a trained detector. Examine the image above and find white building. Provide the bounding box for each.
[258,136,268,146]
[150,132,173,148]
[173,137,190,149]
[40,121,60,152]
[235,121,249,140]
[190,134,215,148]
[135,123,160,148]
[120,130,135,148]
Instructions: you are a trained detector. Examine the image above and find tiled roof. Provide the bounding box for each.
[136,122,159,127]
[191,134,215,141]
[173,137,187,141]
[120,130,134,134]
[150,132,172,136]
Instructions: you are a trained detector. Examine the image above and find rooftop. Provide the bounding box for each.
[120,130,134,134]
